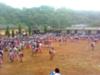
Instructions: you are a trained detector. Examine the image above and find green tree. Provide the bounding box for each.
[28,25,32,36]
[1,3,100,29]
[43,25,48,33]
[18,24,22,34]
[5,26,10,37]
[11,29,15,37]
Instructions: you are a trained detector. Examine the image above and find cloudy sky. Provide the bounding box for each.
[0,0,99,11]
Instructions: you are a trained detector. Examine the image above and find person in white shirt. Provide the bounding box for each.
[54,68,61,75]
[50,68,61,75]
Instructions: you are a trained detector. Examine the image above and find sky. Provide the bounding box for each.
[0,0,100,11]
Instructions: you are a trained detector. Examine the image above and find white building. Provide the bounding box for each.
[65,24,100,35]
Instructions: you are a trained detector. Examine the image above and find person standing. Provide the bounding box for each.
[18,49,23,62]
[49,47,55,60]
[0,50,3,67]
[90,41,96,51]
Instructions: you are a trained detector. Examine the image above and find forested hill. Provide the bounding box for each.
[0,3,100,29]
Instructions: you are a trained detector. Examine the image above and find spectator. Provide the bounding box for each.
[50,68,61,75]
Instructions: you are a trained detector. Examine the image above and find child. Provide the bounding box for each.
[0,50,3,67]
[49,47,55,60]
[18,50,23,62]
[91,41,96,51]
[50,68,61,75]
[31,43,36,56]
[54,68,61,75]
[9,49,15,63]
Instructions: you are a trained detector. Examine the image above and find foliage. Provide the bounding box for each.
[18,24,22,34]
[0,3,100,30]
[28,25,32,35]
[43,25,48,33]
[5,26,10,37]
[11,29,15,37]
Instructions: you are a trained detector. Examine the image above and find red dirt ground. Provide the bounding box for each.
[0,40,100,75]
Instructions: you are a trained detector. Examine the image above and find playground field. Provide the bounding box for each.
[0,40,100,75]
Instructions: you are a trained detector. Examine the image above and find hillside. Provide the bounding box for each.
[0,3,100,29]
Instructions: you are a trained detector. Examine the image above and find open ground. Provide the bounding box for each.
[0,39,100,75]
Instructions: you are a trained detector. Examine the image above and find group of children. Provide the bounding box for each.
[0,33,99,67]
[0,38,24,67]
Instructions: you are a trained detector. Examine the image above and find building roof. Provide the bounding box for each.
[0,24,27,30]
[66,27,100,30]
[66,24,100,30]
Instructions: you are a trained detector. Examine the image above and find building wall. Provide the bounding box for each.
[0,29,26,35]
[66,29,100,35]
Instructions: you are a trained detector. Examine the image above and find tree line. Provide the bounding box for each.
[0,3,100,30]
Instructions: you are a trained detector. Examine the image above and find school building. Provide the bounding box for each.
[65,24,100,35]
[0,24,27,35]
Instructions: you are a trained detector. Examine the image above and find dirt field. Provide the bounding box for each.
[0,40,100,75]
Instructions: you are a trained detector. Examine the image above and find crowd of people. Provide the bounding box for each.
[0,33,56,67]
[0,32,99,68]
